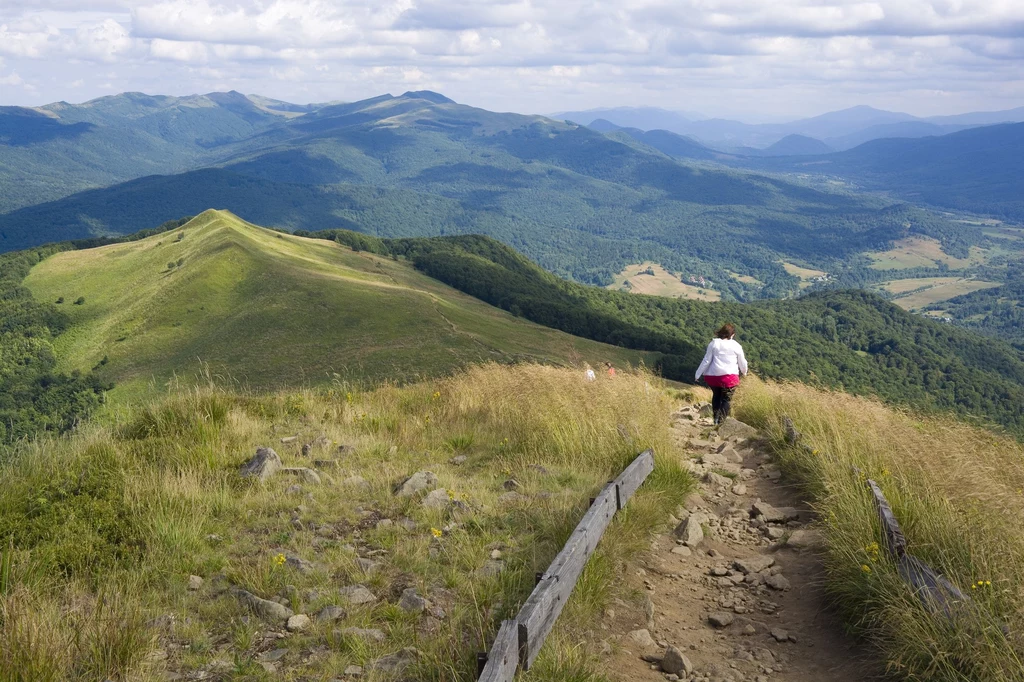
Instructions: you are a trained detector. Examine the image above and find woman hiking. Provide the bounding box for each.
[695,323,748,425]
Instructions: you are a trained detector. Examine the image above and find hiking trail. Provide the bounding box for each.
[594,405,882,682]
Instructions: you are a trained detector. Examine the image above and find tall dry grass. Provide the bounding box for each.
[736,377,1024,681]
[0,363,691,681]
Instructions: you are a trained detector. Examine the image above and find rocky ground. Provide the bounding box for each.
[596,406,882,682]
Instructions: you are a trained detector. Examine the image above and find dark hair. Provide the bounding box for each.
[716,323,736,339]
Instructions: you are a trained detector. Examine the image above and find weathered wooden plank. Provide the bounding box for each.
[517,578,559,669]
[478,620,519,682]
[614,449,654,507]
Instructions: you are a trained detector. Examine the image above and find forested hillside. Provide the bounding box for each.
[304,228,1024,435]
[1,91,976,296]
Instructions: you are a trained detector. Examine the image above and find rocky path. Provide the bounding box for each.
[598,406,881,682]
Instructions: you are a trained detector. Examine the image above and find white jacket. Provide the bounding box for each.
[695,338,748,380]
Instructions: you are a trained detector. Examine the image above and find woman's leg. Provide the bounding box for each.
[719,386,736,421]
[711,386,723,424]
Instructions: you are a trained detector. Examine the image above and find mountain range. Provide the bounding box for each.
[557,104,1024,151]
[3,89,1007,297]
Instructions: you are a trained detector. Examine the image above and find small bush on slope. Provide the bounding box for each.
[736,378,1024,681]
[0,363,691,681]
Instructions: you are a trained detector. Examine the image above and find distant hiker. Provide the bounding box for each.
[695,323,748,425]
[605,362,616,378]
[585,364,596,382]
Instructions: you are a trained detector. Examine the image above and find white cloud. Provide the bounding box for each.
[0,71,24,86]
[0,0,1020,118]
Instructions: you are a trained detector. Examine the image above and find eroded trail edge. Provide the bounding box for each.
[598,406,881,682]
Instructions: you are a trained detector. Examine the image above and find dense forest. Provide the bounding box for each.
[303,228,1024,436]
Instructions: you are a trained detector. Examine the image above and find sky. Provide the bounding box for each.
[1,0,1023,121]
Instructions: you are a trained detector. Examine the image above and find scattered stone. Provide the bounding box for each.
[285,484,303,495]
[356,557,379,574]
[337,444,356,455]
[730,483,747,496]
[785,529,825,550]
[671,546,692,557]
[338,585,377,605]
[701,452,729,467]
[734,556,775,575]
[398,588,428,614]
[233,588,294,621]
[674,514,706,548]
[187,575,203,591]
[717,418,758,440]
[498,492,528,505]
[283,467,322,485]
[301,443,312,457]
[286,614,311,632]
[766,527,786,540]
[771,627,792,642]
[766,574,791,591]
[527,464,550,475]
[708,612,734,628]
[662,645,693,675]
[341,627,386,642]
[280,435,298,443]
[376,518,393,529]
[449,455,467,465]
[750,501,799,524]
[627,629,657,648]
[476,560,504,577]
[258,648,288,663]
[704,472,733,489]
[285,555,315,574]
[341,475,369,489]
[395,471,439,497]
[317,605,346,622]
[343,664,364,677]
[366,647,421,675]
[502,478,521,491]
[682,492,704,511]
[239,447,282,482]
[422,488,450,509]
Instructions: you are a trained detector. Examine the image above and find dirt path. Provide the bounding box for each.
[596,406,882,682]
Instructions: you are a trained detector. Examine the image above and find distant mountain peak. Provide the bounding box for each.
[399,91,455,104]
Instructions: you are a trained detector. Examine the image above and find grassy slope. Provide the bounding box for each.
[736,378,1024,681]
[23,210,651,401]
[0,364,691,681]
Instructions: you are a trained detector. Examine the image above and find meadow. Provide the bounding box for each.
[0,363,692,681]
[876,277,1001,310]
[736,378,1024,681]
[23,211,651,403]
[608,262,721,301]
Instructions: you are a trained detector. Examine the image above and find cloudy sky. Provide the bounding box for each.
[1,0,1022,120]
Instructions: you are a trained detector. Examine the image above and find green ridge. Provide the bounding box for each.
[23,210,651,402]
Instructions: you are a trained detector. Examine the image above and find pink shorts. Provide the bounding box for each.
[703,374,740,389]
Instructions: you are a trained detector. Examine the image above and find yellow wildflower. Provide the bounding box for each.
[273,553,286,566]
[860,564,871,574]
[430,528,443,538]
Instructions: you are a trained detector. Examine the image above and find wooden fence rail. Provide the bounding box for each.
[477,449,655,681]
[781,417,972,617]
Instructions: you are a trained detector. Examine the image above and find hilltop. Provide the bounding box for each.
[21,210,650,402]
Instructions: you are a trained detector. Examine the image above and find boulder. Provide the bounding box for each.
[785,529,825,550]
[187,575,203,591]
[340,627,386,642]
[239,447,282,482]
[673,513,706,548]
[286,614,311,632]
[398,588,428,614]
[704,472,733,489]
[316,605,346,622]
[366,647,421,674]
[734,556,775,575]
[718,417,758,439]
[233,588,293,621]
[339,585,377,605]
[285,555,315,574]
[395,471,439,497]
[661,645,694,675]
[707,612,734,628]
[766,574,791,591]
[627,629,657,648]
[283,467,321,485]
[701,452,729,467]
[751,501,799,523]
[422,488,450,509]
